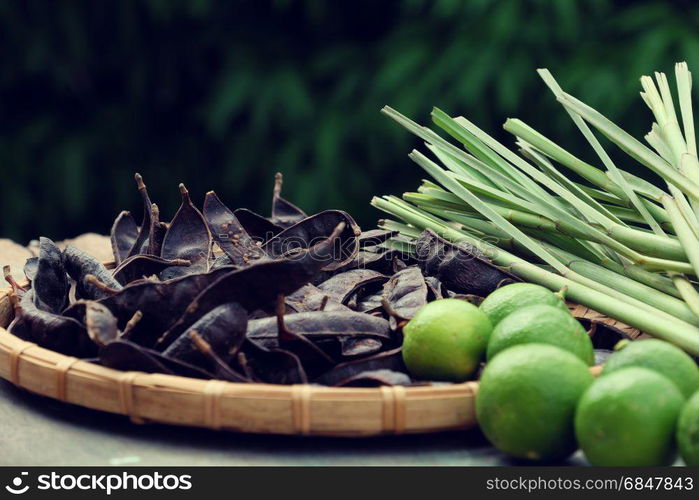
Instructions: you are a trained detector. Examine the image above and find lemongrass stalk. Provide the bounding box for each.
[587,222,685,260]
[644,132,698,236]
[419,203,596,262]
[661,195,699,277]
[676,62,697,156]
[603,204,676,234]
[425,132,574,220]
[643,72,699,222]
[642,127,699,238]
[538,68,667,236]
[504,118,627,199]
[418,181,537,213]
[375,196,628,301]
[426,143,502,190]
[649,123,699,238]
[403,192,467,212]
[576,184,627,205]
[376,194,692,323]
[409,191,604,261]
[413,151,695,274]
[425,177,686,265]
[434,109,545,193]
[377,219,422,239]
[518,141,624,224]
[672,274,699,318]
[544,247,699,326]
[521,144,625,265]
[557,92,699,203]
[428,204,605,262]
[391,106,617,234]
[431,112,518,184]
[380,106,500,190]
[601,205,667,227]
[641,73,687,169]
[447,111,687,258]
[371,195,699,354]
[596,256,682,299]
[521,227,604,264]
[505,116,669,207]
[440,110,614,222]
[677,62,699,220]
[619,171,669,202]
[380,237,416,255]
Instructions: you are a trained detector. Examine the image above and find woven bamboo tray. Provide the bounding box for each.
[0,287,640,436]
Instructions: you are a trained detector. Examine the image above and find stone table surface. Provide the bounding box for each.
[0,380,588,466]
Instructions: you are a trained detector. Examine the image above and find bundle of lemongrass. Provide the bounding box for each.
[372,62,699,356]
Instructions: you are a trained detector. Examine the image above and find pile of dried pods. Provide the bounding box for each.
[2,173,621,386]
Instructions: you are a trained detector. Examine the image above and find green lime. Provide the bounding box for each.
[486,304,594,365]
[476,343,594,461]
[480,282,567,326]
[402,298,492,381]
[575,367,684,466]
[601,339,699,399]
[678,390,699,466]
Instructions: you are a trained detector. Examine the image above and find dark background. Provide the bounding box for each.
[1,0,697,243]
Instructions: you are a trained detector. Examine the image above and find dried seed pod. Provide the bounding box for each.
[415,229,519,295]
[66,265,235,347]
[285,284,350,313]
[100,340,173,374]
[238,339,307,385]
[110,210,139,264]
[23,257,39,283]
[203,191,266,266]
[162,302,248,366]
[247,310,391,347]
[65,301,119,347]
[112,254,191,285]
[270,172,307,228]
[160,183,212,279]
[336,249,404,275]
[100,340,215,379]
[63,245,123,300]
[209,253,236,270]
[157,222,346,348]
[358,229,397,249]
[86,302,119,347]
[316,269,388,304]
[32,237,70,314]
[234,208,283,242]
[338,336,384,358]
[187,331,249,382]
[355,291,383,314]
[10,290,95,357]
[313,347,406,386]
[424,276,445,300]
[262,210,362,271]
[247,311,392,360]
[576,318,632,350]
[127,173,154,257]
[147,203,167,256]
[381,266,428,325]
[272,295,335,376]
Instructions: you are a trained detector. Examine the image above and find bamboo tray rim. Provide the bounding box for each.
[0,287,481,436]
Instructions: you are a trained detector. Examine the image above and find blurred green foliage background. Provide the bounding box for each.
[1,0,698,242]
